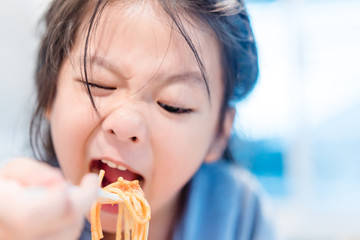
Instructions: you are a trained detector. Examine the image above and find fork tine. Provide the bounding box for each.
[98,188,121,204]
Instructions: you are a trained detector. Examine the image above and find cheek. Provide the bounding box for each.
[147,114,216,210]
[49,91,96,183]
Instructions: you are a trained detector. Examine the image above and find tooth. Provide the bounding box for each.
[107,162,117,168]
[100,159,127,171]
[117,165,127,171]
[101,159,109,164]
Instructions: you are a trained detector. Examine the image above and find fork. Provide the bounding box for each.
[97,188,121,204]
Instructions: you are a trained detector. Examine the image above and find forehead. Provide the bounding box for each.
[73,0,224,101]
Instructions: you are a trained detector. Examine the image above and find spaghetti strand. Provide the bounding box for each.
[90,170,151,240]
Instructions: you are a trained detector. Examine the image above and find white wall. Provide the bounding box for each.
[0,0,50,159]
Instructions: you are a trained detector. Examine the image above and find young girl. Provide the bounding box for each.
[0,0,275,239]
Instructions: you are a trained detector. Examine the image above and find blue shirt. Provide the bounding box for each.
[80,160,276,240]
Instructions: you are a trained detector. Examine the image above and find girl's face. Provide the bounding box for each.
[47,1,233,233]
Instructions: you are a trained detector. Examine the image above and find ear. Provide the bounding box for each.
[204,107,235,163]
[45,106,52,121]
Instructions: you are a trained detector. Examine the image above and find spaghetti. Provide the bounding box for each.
[91,170,151,240]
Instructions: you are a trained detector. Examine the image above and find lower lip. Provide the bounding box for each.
[101,203,119,214]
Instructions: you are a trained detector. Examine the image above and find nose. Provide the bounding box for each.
[101,105,147,144]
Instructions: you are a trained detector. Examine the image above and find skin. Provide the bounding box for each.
[0,158,98,240]
[46,1,234,240]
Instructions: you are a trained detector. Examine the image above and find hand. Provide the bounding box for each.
[0,158,98,240]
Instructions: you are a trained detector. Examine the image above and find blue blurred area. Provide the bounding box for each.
[230,137,287,196]
[311,102,360,199]
[231,138,284,177]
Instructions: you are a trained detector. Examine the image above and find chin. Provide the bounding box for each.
[86,208,118,233]
[100,210,119,233]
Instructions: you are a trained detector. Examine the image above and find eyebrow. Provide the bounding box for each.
[165,71,204,87]
[86,55,127,79]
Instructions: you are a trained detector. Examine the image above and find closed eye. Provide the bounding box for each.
[157,102,192,114]
[84,81,116,90]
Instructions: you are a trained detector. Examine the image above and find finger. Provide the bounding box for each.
[0,157,63,186]
[39,224,84,240]
[30,174,97,238]
[69,173,98,214]
[0,179,70,240]
[0,177,92,240]
[0,173,97,240]
[35,212,85,240]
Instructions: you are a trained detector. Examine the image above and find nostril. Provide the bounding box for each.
[107,129,138,143]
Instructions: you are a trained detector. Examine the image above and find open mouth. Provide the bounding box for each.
[89,159,144,188]
[89,159,144,214]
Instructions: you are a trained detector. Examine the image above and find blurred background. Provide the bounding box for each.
[0,0,359,239]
